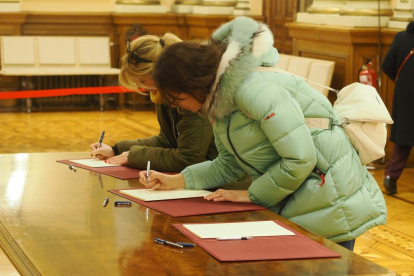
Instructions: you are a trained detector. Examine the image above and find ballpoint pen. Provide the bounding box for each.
[97,131,105,149]
[146,161,150,184]
[154,238,184,249]
[68,164,77,172]
[103,197,109,207]
[114,201,132,206]
[95,131,105,159]
[175,242,195,247]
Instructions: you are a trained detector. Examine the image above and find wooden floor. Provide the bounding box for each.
[0,109,413,275]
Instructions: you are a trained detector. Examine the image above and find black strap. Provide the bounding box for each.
[227,119,263,175]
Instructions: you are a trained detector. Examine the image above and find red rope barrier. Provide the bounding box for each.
[0,86,134,100]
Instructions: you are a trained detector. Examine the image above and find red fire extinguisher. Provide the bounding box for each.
[358,59,378,91]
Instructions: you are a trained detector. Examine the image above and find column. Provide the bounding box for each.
[171,0,202,14]
[297,0,346,25]
[192,0,236,15]
[233,0,250,15]
[0,0,20,12]
[389,0,414,29]
[114,0,167,13]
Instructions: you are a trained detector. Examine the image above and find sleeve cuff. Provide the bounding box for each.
[248,189,265,207]
[111,146,119,156]
[182,168,195,190]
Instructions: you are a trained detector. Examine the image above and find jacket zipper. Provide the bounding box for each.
[169,107,178,143]
[227,118,263,175]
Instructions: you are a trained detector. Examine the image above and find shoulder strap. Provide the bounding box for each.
[255,66,339,94]
[254,66,332,130]
[395,48,414,81]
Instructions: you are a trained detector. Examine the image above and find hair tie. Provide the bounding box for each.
[159,39,165,47]
[126,40,152,64]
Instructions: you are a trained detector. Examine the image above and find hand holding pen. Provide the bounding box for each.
[90,143,114,160]
[138,170,185,190]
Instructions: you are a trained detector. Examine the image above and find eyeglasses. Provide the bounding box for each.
[126,41,152,65]
[166,92,182,105]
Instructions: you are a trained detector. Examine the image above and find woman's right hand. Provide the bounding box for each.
[139,171,185,190]
[89,142,114,160]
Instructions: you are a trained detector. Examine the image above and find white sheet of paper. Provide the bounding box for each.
[183,221,295,239]
[120,189,212,202]
[69,159,121,168]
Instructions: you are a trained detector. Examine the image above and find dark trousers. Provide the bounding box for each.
[385,144,412,180]
[337,239,356,251]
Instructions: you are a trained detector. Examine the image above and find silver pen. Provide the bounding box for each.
[216,236,253,241]
[146,161,150,184]
[95,131,105,159]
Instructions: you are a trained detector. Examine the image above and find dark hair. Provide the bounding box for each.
[152,41,226,104]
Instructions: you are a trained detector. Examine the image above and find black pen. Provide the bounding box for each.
[95,131,105,159]
[175,242,195,247]
[68,164,77,172]
[154,238,183,249]
[103,197,109,207]
[114,201,131,206]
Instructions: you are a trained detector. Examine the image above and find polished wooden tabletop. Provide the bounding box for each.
[0,152,396,276]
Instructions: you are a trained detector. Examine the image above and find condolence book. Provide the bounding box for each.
[109,188,265,217]
[57,159,154,180]
[173,220,341,261]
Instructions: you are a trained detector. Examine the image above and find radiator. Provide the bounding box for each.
[21,75,119,112]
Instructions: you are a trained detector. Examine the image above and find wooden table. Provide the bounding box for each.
[0,152,396,275]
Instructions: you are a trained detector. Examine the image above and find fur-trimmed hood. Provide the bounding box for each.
[202,17,279,119]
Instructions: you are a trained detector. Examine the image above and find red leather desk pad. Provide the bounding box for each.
[109,188,266,217]
[173,220,341,261]
[58,159,145,180]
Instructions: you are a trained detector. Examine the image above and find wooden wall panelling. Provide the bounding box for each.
[263,0,298,54]
[0,13,26,36]
[286,23,381,98]
[185,15,232,40]
[184,15,264,41]
[113,14,186,58]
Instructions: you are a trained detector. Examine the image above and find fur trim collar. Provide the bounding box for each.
[202,22,275,119]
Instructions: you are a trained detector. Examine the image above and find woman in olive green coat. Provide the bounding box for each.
[90,34,217,172]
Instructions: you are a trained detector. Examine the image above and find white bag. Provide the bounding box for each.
[333,83,394,164]
[255,67,394,165]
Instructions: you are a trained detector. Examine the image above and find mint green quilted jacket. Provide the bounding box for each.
[181,17,387,242]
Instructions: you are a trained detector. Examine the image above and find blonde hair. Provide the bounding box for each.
[119,33,182,92]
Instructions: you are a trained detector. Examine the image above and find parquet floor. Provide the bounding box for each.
[0,109,413,276]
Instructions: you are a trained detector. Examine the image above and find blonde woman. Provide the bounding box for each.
[90,34,218,172]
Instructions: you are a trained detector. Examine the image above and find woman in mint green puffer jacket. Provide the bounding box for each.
[141,17,387,250]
